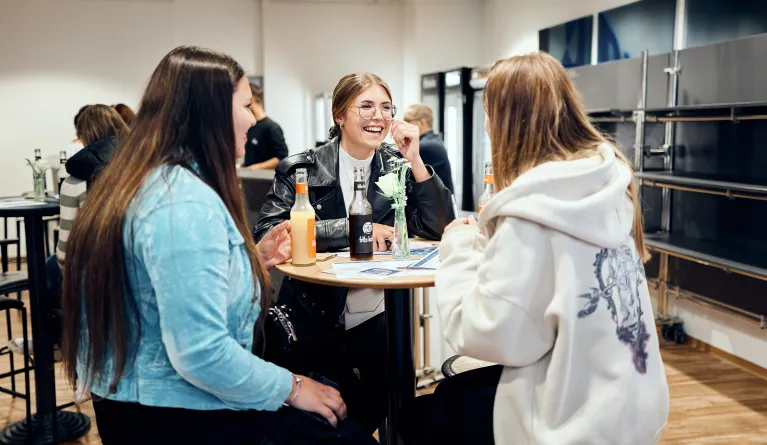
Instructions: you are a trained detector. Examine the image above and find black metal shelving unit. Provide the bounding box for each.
[635,47,767,330]
[645,232,767,282]
[636,171,767,200]
[574,41,767,330]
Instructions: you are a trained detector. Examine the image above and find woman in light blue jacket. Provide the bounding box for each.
[60,46,375,445]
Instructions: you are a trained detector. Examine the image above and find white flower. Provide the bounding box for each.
[376,172,399,198]
[26,158,51,176]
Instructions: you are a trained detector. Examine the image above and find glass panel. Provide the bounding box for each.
[314,96,326,143]
[540,15,593,68]
[421,93,441,137]
[686,0,767,48]
[444,93,463,209]
[472,91,489,209]
[597,0,675,63]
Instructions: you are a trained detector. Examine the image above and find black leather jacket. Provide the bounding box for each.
[254,138,455,325]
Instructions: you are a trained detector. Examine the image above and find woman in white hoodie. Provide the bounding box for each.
[398,52,670,445]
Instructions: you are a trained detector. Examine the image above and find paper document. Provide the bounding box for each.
[335,241,436,258]
[0,200,43,208]
[323,259,436,280]
[405,248,441,270]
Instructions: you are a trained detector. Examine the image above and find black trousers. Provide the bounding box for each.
[93,398,377,445]
[398,364,503,445]
[262,309,388,435]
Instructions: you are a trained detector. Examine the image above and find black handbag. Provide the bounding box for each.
[254,303,300,369]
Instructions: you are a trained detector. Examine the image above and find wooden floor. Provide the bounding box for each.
[0,292,765,443]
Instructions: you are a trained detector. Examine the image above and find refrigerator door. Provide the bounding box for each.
[421,91,442,138]
[443,90,465,209]
[472,90,491,211]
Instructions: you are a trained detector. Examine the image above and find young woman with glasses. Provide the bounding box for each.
[254,73,455,433]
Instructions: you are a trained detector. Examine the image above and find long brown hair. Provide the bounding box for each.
[484,52,649,261]
[112,103,136,127]
[76,104,129,146]
[328,73,392,139]
[61,46,269,390]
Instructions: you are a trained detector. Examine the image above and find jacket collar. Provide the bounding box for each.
[65,136,120,182]
[420,130,440,142]
[309,138,393,188]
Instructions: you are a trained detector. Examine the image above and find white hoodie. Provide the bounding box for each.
[436,143,669,445]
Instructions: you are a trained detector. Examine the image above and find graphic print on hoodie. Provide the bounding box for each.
[577,246,650,374]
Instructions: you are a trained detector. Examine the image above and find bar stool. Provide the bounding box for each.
[0,293,33,428]
[0,238,25,303]
[14,215,60,260]
[1,216,21,272]
[441,355,495,379]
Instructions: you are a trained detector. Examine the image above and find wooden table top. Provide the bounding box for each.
[275,242,438,289]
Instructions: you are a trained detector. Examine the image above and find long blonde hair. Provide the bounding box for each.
[484,52,649,261]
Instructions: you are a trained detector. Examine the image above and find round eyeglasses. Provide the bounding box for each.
[353,104,397,120]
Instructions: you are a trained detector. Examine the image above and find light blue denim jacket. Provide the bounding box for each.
[78,164,293,411]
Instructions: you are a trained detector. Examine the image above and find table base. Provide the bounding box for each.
[0,411,91,445]
[384,288,415,445]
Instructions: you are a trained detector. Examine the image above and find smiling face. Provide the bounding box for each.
[337,84,393,152]
[233,76,257,159]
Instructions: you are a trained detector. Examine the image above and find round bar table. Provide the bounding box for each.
[0,197,90,444]
[276,252,436,445]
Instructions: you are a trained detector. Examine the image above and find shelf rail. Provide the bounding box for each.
[649,279,767,330]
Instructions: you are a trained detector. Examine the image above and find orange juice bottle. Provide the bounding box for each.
[290,168,316,266]
[477,161,495,213]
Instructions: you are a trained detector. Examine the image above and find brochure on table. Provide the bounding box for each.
[324,246,441,280]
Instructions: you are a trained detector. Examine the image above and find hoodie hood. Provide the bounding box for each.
[480,143,634,249]
[65,136,120,182]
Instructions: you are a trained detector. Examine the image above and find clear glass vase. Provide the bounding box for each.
[392,204,410,260]
[33,173,45,201]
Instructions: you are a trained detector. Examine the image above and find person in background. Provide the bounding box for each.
[113,103,136,127]
[243,84,289,170]
[60,46,373,445]
[255,73,454,434]
[57,104,129,268]
[67,105,89,157]
[403,104,454,193]
[9,104,129,396]
[398,53,669,444]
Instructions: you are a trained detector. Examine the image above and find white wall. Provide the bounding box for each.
[0,0,261,248]
[0,0,261,196]
[402,0,484,106]
[262,0,405,154]
[668,296,767,370]
[261,0,482,153]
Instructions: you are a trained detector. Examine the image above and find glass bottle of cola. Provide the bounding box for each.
[477,161,496,213]
[349,165,373,261]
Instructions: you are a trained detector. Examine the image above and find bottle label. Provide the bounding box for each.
[484,174,494,185]
[354,181,365,191]
[349,214,373,256]
[308,218,316,259]
[296,183,308,195]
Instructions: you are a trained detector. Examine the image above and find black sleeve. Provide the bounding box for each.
[418,143,454,194]
[404,165,456,240]
[253,169,296,242]
[268,122,289,161]
[254,164,348,252]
